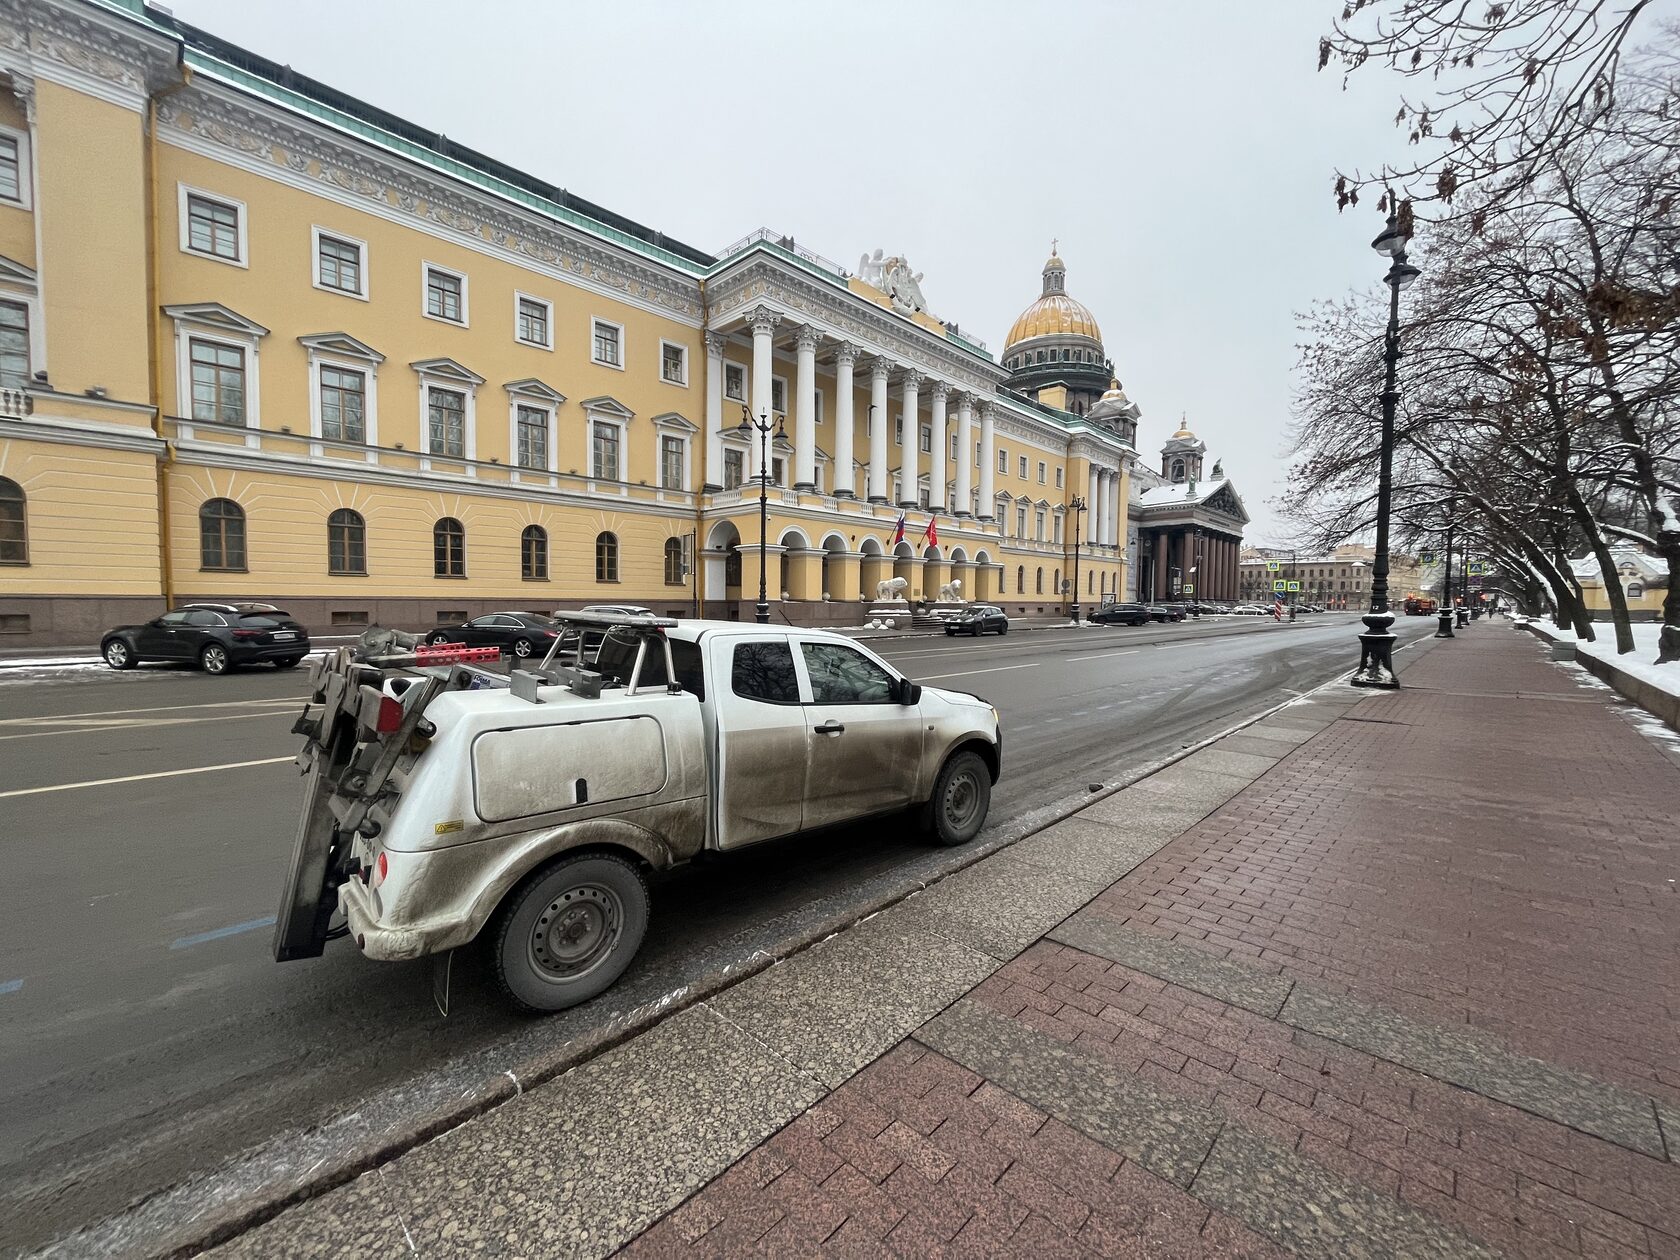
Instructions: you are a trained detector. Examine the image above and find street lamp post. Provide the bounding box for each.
[1068,495,1087,624]
[1436,498,1456,638]
[1458,554,1471,627]
[1352,211,1421,689]
[737,405,784,625]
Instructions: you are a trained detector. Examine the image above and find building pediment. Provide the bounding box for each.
[299,332,384,362]
[650,411,698,432]
[410,356,484,385]
[163,302,269,338]
[0,254,38,289]
[580,394,635,420]
[505,377,566,403]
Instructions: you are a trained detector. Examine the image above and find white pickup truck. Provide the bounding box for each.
[273,613,1002,1012]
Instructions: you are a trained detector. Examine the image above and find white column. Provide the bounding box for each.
[953,393,974,516]
[833,342,858,498]
[899,370,921,507]
[793,324,819,490]
[748,306,779,479]
[928,381,948,512]
[704,331,726,490]
[1087,464,1100,543]
[1093,470,1110,548]
[1104,470,1119,546]
[867,357,890,503]
[978,403,996,518]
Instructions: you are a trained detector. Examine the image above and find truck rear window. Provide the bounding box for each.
[594,635,704,700]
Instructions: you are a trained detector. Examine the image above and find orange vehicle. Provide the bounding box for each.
[1403,596,1438,616]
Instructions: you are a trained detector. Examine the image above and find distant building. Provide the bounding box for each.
[1570,549,1669,621]
[1130,419,1249,602]
[1239,552,1370,609]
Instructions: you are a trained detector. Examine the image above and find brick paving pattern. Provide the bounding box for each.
[617,632,1680,1258]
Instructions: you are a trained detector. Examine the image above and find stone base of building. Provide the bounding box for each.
[0,595,165,649]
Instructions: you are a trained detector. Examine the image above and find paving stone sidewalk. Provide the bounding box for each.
[210,627,1680,1260]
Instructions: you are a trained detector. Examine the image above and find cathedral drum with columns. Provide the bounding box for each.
[0,0,1239,644]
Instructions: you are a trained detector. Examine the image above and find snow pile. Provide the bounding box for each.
[1539,623,1679,701]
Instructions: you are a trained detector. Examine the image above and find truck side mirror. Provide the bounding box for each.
[898,678,922,706]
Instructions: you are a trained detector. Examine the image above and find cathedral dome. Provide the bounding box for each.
[1003,247,1103,350]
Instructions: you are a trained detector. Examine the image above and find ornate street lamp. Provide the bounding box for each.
[1068,495,1087,623]
[1352,211,1421,689]
[737,405,785,625]
[1436,496,1456,639]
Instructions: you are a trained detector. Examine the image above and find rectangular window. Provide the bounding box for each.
[772,456,786,487]
[0,300,28,390]
[516,295,550,348]
[998,448,1008,473]
[951,434,959,459]
[723,449,744,490]
[0,134,20,204]
[592,420,620,480]
[330,611,369,626]
[186,192,241,261]
[428,387,465,456]
[1056,467,1064,489]
[661,341,687,385]
[316,233,363,295]
[771,377,786,414]
[1016,507,1027,537]
[516,404,549,470]
[319,365,366,442]
[894,416,903,446]
[725,363,746,401]
[731,641,799,704]
[1037,461,1047,484]
[1035,511,1045,541]
[660,435,684,489]
[975,442,981,467]
[592,319,622,367]
[426,266,464,323]
[0,613,30,633]
[1019,455,1028,478]
[920,426,931,453]
[189,339,246,425]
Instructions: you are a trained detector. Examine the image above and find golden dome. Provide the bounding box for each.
[1005,294,1103,348]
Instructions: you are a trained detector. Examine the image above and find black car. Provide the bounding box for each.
[424,611,562,660]
[1088,602,1150,626]
[1146,603,1186,623]
[945,605,1009,636]
[101,602,311,674]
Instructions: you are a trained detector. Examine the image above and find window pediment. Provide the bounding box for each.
[0,253,37,290]
[505,377,566,403]
[650,410,697,433]
[410,356,484,385]
[299,332,384,363]
[580,394,634,420]
[163,302,269,338]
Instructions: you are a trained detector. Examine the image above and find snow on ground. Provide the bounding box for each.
[1517,618,1679,700]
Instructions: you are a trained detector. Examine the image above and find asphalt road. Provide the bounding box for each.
[0,611,1434,1254]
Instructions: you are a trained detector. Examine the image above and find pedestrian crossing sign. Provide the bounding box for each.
[1467,562,1485,576]
[1182,584,1195,594]
[1285,581,1301,592]
[1266,560,1281,572]
[1419,550,1436,565]
[1272,579,1287,592]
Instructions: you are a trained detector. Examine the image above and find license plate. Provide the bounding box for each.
[273,631,298,640]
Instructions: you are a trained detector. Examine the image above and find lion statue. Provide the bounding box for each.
[874,576,909,602]
[938,579,964,603]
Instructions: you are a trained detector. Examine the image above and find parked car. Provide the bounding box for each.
[944,605,1009,636]
[565,604,658,655]
[101,603,311,674]
[1231,603,1266,616]
[1146,603,1186,623]
[275,613,1002,1012]
[424,612,563,660]
[1088,602,1150,626]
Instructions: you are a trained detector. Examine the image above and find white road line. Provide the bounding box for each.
[0,756,295,800]
[0,695,300,725]
[915,663,1041,681]
[1066,649,1141,662]
[0,709,296,744]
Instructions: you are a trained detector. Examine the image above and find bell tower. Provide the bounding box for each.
[1161,416,1206,485]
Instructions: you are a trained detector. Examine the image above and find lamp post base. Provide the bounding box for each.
[1350,610,1400,689]
[754,602,771,625]
[1434,609,1454,638]
[1456,608,1469,628]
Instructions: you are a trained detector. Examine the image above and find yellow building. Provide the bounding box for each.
[0,0,1136,646]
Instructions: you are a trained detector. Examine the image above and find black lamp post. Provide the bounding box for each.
[737,405,784,624]
[1436,497,1456,638]
[1352,211,1421,689]
[1068,495,1087,623]
[1458,553,1471,627]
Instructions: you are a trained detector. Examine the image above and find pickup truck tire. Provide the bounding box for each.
[922,750,991,847]
[491,852,650,1013]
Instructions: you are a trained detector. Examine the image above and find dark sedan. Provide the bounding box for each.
[424,612,562,660]
[1146,603,1187,623]
[944,605,1009,636]
[101,603,311,674]
[1088,602,1150,626]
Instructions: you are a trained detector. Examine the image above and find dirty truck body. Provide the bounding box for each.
[274,614,1001,1011]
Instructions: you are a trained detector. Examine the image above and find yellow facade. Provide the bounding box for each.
[0,0,1132,645]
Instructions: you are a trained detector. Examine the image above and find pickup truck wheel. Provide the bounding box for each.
[922,750,991,847]
[491,852,649,1013]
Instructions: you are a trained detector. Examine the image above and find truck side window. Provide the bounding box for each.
[731,641,799,704]
[800,642,896,705]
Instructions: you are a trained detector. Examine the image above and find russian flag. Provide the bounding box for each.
[890,511,906,546]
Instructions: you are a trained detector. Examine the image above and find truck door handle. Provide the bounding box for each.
[813,720,845,735]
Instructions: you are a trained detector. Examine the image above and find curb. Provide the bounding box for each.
[1516,620,1680,733]
[34,632,1391,1260]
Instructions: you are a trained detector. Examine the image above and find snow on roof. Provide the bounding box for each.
[1136,477,1227,507]
[1569,550,1670,582]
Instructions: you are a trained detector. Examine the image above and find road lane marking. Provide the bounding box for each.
[0,756,295,800]
[0,709,296,743]
[1066,649,1141,662]
[0,978,21,995]
[915,663,1041,681]
[0,695,299,725]
[169,916,277,950]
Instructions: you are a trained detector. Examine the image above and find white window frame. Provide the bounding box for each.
[658,432,687,491]
[510,397,556,473]
[1056,467,1064,489]
[894,414,903,446]
[998,447,1008,473]
[1038,461,1047,484]
[514,291,553,350]
[1019,455,1028,478]
[920,425,932,454]
[589,412,628,481]
[177,183,248,269]
[0,124,32,210]
[311,226,368,300]
[0,259,43,383]
[414,368,480,468]
[421,261,469,326]
[771,373,787,416]
[651,412,697,493]
[168,317,265,440]
[724,361,747,402]
[302,338,382,459]
[591,317,625,370]
[659,339,689,387]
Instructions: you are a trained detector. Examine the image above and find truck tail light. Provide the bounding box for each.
[373,851,388,887]
[376,695,405,733]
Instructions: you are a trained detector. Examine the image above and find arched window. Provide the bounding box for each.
[1036,567,1044,594]
[521,525,548,581]
[1016,564,1025,593]
[327,508,365,575]
[1170,458,1185,483]
[664,537,685,586]
[1627,581,1645,598]
[595,531,619,583]
[433,517,465,577]
[199,498,246,571]
[0,476,26,565]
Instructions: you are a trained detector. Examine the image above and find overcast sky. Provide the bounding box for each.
[165,0,1415,544]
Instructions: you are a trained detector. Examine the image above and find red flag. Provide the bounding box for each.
[923,517,938,547]
[890,510,906,546]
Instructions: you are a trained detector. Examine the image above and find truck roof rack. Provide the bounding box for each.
[520,611,682,703]
[550,611,680,630]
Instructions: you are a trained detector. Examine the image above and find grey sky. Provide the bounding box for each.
[165,0,1413,543]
